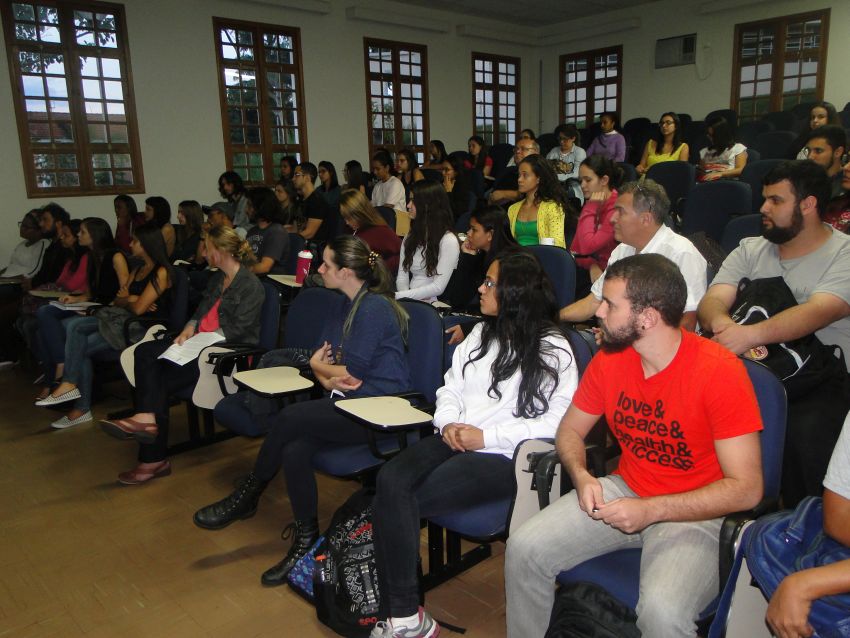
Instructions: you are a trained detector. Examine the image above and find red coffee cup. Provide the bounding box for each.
[295,250,312,284]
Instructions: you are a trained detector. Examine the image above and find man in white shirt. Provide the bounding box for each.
[559,179,707,330]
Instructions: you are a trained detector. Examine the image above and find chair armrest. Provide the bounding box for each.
[204,344,267,377]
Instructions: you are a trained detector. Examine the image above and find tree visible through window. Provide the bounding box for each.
[472,52,520,146]
[732,10,830,123]
[364,38,429,164]
[559,46,622,129]
[213,18,308,184]
[1,1,144,196]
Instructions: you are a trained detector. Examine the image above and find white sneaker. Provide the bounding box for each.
[0,360,16,372]
[51,411,93,429]
[370,609,440,638]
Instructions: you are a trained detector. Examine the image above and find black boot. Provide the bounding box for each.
[261,518,319,587]
[193,473,267,530]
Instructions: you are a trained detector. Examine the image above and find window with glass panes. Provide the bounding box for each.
[472,53,520,146]
[559,46,621,129]
[732,10,829,123]
[213,18,307,184]
[1,1,143,196]
[364,38,428,163]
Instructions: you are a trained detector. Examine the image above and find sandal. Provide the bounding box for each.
[100,417,159,444]
[117,461,171,485]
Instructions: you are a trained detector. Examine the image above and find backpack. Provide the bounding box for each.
[313,489,387,637]
[545,582,641,638]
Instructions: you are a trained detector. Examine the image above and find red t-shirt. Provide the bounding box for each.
[573,330,763,497]
[197,299,221,333]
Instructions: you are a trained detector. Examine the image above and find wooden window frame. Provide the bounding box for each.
[363,37,429,164]
[471,51,520,146]
[212,17,308,185]
[1,0,144,197]
[559,45,622,128]
[731,9,830,122]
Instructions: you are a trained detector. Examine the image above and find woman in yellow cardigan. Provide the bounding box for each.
[507,154,576,249]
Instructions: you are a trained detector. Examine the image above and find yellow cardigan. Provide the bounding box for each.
[507,200,567,249]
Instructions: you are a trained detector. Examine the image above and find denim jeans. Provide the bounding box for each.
[372,435,514,617]
[36,304,78,384]
[62,315,113,412]
[505,474,723,638]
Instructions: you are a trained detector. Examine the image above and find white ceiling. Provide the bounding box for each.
[391,0,659,28]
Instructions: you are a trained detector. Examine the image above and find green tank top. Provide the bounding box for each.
[514,219,539,246]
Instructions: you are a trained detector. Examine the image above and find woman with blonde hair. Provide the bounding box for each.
[100,225,265,484]
[340,189,402,274]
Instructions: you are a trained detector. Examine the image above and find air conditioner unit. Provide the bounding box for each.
[655,34,696,68]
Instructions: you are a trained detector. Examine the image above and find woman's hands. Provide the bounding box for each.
[174,324,196,345]
[442,423,485,451]
[311,341,335,365]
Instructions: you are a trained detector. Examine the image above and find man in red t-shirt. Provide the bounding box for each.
[506,254,764,638]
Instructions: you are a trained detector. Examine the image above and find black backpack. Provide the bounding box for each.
[545,582,641,638]
[313,489,387,637]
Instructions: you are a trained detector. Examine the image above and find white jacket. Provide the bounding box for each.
[432,323,578,458]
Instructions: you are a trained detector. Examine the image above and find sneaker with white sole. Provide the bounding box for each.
[51,411,93,429]
[35,387,81,406]
[370,608,440,638]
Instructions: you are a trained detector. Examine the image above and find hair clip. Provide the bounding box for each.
[367,251,379,267]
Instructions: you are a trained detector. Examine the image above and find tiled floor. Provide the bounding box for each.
[0,369,508,637]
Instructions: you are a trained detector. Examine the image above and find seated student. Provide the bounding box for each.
[143,196,177,258]
[465,135,493,178]
[396,147,425,202]
[439,205,521,312]
[244,187,289,276]
[371,251,579,638]
[636,112,690,175]
[99,225,264,484]
[24,203,71,292]
[792,101,842,159]
[173,200,204,264]
[506,253,764,638]
[396,180,460,301]
[35,226,173,429]
[113,194,141,255]
[35,218,129,401]
[371,150,407,212]
[824,159,850,234]
[585,112,626,162]
[546,123,586,200]
[294,161,336,243]
[218,170,250,231]
[507,129,537,168]
[507,153,574,248]
[343,159,372,196]
[422,139,448,169]
[762,411,850,638]
[572,155,622,290]
[317,160,341,211]
[698,160,850,507]
[339,189,402,275]
[698,115,748,181]
[192,235,411,585]
[489,139,539,205]
[0,210,48,285]
[274,178,304,233]
[279,155,298,184]
[442,154,472,220]
[802,125,846,198]
[559,180,707,331]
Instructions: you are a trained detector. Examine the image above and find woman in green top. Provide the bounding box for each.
[507,154,576,249]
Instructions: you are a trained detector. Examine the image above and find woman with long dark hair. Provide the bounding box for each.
[100,225,264,483]
[343,160,371,195]
[507,154,575,248]
[698,115,748,181]
[35,217,129,400]
[793,101,842,159]
[370,251,578,637]
[396,180,460,301]
[636,112,690,175]
[572,155,622,288]
[174,200,204,264]
[441,154,472,220]
[396,148,425,202]
[192,235,411,585]
[218,171,250,230]
[36,225,174,428]
[340,188,402,274]
[143,196,177,257]
[274,178,303,231]
[423,140,448,168]
[318,160,341,210]
[466,135,493,177]
[113,194,141,255]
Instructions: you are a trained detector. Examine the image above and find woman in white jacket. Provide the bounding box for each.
[370,251,579,638]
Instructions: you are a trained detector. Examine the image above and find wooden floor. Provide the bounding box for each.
[0,369,508,637]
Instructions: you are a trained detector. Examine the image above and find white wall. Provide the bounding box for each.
[538,0,850,129]
[0,0,538,262]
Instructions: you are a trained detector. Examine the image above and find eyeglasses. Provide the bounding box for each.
[659,120,675,126]
[293,172,305,178]
[481,278,497,289]
[514,146,535,152]
[634,183,654,213]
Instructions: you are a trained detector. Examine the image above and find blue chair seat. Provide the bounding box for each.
[311,431,420,476]
[429,498,511,540]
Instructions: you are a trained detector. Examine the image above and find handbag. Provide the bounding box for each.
[730,277,845,399]
[94,305,139,350]
[746,497,850,638]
